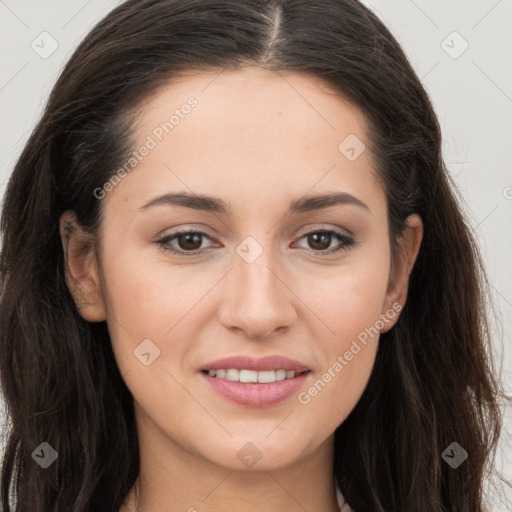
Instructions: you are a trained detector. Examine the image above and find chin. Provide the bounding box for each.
[198,435,312,472]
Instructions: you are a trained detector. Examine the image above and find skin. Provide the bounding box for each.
[60,66,423,512]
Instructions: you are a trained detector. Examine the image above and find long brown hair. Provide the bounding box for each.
[1,1,510,510]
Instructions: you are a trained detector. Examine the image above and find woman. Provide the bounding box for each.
[0,1,509,511]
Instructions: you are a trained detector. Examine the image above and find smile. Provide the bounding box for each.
[200,369,311,407]
[203,368,304,383]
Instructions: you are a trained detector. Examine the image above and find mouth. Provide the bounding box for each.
[199,354,312,407]
[201,368,310,383]
[200,367,311,408]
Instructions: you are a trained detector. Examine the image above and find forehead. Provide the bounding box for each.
[104,66,385,216]
[135,65,368,151]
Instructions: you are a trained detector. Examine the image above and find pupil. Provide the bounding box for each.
[179,233,202,250]
[309,232,331,250]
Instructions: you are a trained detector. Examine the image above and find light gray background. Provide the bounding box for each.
[1,0,511,507]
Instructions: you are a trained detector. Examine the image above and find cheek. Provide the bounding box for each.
[299,254,391,344]
[102,249,210,334]
[98,246,209,382]
[292,254,390,420]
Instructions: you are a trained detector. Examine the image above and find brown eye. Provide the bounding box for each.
[156,230,216,255]
[295,229,355,256]
[175,232,204,251]
[307,232,333,251]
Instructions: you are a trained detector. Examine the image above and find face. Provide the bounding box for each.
[61,66,422,472]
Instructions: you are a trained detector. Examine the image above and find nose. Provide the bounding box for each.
[217,244,297,340]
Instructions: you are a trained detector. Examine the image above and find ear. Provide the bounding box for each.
[380,213,423,332]
[59,210,106,322]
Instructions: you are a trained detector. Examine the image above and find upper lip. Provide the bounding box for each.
[201,355,310,373]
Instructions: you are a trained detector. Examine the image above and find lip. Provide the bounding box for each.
[201,370,311,407]
[200,355,310,372]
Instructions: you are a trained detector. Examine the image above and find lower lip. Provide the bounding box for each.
[201,371,311,407]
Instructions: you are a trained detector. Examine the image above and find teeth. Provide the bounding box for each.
[240,369,258,383]
[258,370,276,383]
[206,368,299,383]
[275,369,286,381]
[226,369,239,381]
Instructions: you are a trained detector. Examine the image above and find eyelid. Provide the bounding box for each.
[156,228,218,253]
[155,224,355,256]
[295,223,353,238]
[292,228,354,255]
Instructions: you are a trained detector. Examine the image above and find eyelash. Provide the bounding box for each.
[155,228,355,257]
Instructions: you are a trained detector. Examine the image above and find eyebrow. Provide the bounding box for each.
[139,191,370,215]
